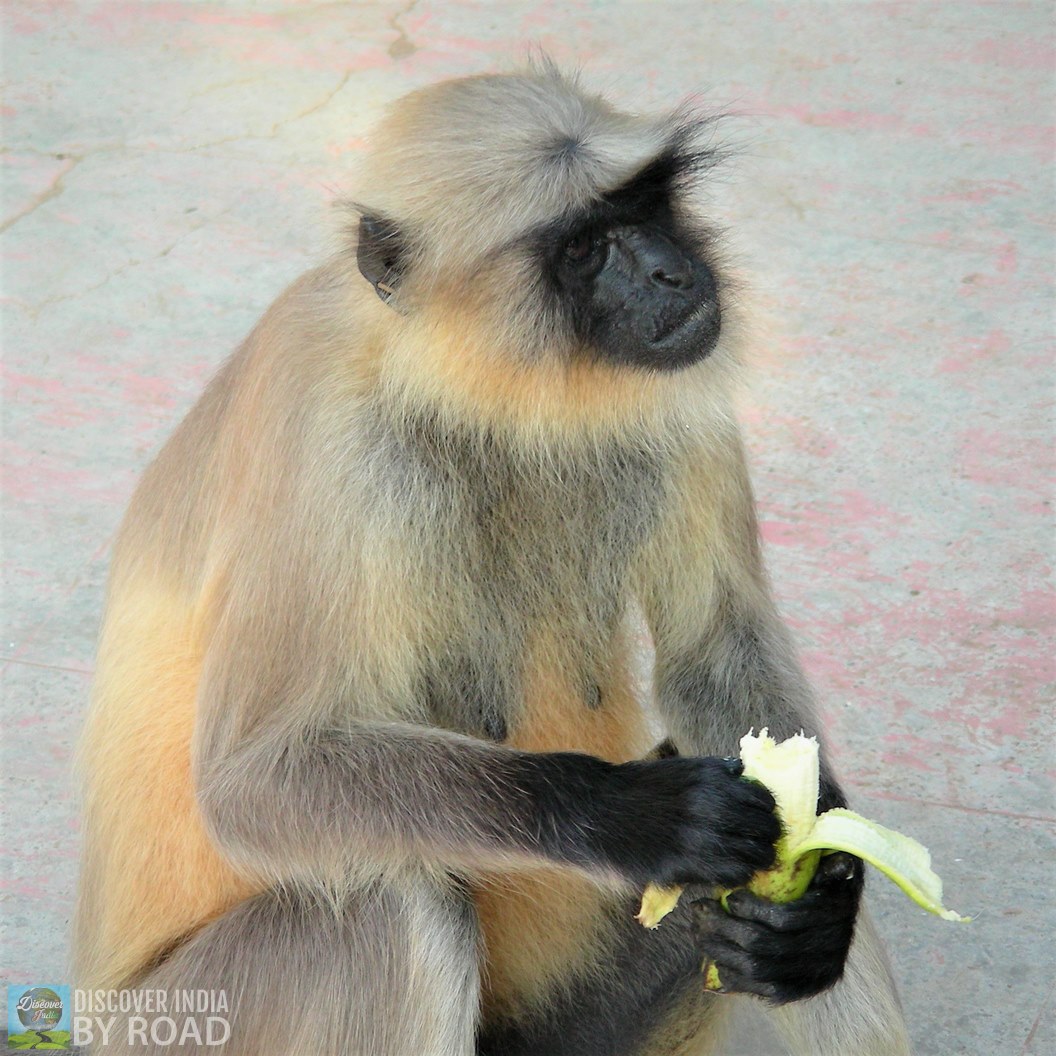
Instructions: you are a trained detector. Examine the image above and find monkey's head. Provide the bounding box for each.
[350,65,737,436]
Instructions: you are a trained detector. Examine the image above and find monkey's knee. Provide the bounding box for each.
[768,904,910,1056]
[90,879,480,1056]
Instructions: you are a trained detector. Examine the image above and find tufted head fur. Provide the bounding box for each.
[346,63,740,444]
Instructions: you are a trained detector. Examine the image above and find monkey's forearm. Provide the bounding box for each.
[195,722,752,888]
[196,723,565,882]
[197,720,779,891]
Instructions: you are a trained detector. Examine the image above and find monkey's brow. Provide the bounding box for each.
[523,192,671,254]
[560,146,707,233]
[493,149,700,261]
[606,148,702,208]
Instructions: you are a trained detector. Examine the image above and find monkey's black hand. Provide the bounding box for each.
[591,756,780,889]
[690,850,864,1004]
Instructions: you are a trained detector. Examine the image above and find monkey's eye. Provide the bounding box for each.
[564,232,594,261]
[562,230,607,270]
[561,232,612,276]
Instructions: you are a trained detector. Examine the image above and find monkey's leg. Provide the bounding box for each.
[97,877,480,1056]
[766,905,911,1056]
[476,895,733,1056]
[473,901,906,1056]
[635,905,909,1056]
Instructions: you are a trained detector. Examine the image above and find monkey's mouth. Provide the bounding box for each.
[653,301,710,343]
[650,300,721,361]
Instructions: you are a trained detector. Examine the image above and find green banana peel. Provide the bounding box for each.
[635,730,969,991]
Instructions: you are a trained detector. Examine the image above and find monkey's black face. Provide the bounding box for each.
[356,148,722,371]
[553,219,721,372]
[535,149,723,372]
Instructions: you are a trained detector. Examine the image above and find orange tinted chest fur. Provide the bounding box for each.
[473,625,652,1022]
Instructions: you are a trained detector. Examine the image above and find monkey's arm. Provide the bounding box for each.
[191,509,776,892]
[194,659,776,894]
[197,708,775,890]
[636,426,862,1004]
[639,426,841,799]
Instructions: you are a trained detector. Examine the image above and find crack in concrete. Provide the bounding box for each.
[848,782,1056,825]
[7,68,352,315]
[179,68,353,154]
[277,69,352,129]
[188,74,269,101]
[388,0,420,61]
[0,657,93,676]
[0,154,82,235]
[1019,984,1056,1055]
[22,202,236,319]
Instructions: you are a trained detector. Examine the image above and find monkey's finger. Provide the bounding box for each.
[694,928,759,975]
[713,887,832,932]
[690,897,768,948]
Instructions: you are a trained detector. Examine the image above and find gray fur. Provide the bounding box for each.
[103,877,479,1056]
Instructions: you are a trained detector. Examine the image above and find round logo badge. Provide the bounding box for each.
[15,987,64,1030]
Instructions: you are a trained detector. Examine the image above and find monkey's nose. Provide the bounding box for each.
[643,239,694,290]
[651,264,692,289]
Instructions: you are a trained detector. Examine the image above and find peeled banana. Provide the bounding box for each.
[636,729,969,988]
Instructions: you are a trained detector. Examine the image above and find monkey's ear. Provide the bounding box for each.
[356,215,407,306]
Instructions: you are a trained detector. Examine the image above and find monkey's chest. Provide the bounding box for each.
[394,421,664,747]
[421,496,656,753]
[419,605,648,752]
[420,518,650,750]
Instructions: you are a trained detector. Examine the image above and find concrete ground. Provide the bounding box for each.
[2,2,1052,1054]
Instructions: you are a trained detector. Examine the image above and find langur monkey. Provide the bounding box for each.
[75,65,911,1055]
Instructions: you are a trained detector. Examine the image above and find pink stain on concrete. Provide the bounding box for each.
[120,372,180,411]
[759,516,832,551]
[759,101,936,138]
[0,878,52,899]
[881,750,942,774]
[936,328,1012,374]
[166,8,287,29]
[888,587,1054,745]
[231,38,393,71]
[956,118,1055,163]
[955,426,1035,489]
[923,180,1027,206]
[3,9,43,34]
[4,367,106,428]
[3,442,136,506]
[87,1,283,32]
[787,417,839,458]
[84,1,393,71]
[965,36,1056,72]
[760,491,908,578]
[3,360,175,429]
